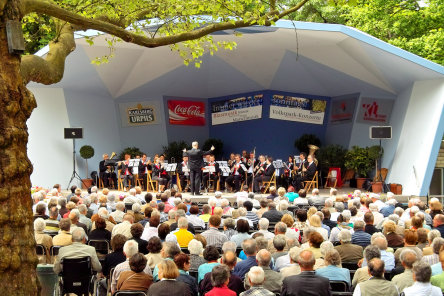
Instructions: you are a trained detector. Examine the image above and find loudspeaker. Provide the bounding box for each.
[370,126,392,139]
[64,128,83,139]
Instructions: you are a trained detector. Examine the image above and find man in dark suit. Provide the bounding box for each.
[304,154,317,181]
[281,249,331,296]
[99,154,117,188]
[118,154,134,191]
[183,141,214,196]
[137,154,151,190]
[225,154,246,192]
[253,156,275,193]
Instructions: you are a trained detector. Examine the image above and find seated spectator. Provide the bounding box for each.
[52,218,72,246]
[201,215,228,248]
[188,205,205,228]
[145,237,163,270]
[417,228,429,250]
[223,218,238,240]
[45,206,60,232]
[362,236,395,271]
[391,249,418,293]
[403,261,442,296]
[233,239,258,280]
[110,202,125,223]
[53,227,102,274]
[205,265,236,296]
[313,241,334,270]
[352,245,381,287]
[34,218,53,264]
[147,260,192,296]
[355,258,398,296]
[198,245,220,283]
[152,241,181,281]
[69,209,88,234]
[351,220,371,248]
[131,203,144,223]
[394,229,423,266]
[238,207,253,228]
[364,212,379,236]
[321,208,337,231]
[271,235,288,261]
[200,250,244,295]
[141,214,160,242]
[282,214,300,240]
[422,230,441,256]
[431,247,444,292]
[383,220,404,248]
[423,237,444,266]
[252,218,275,240]
[329,212,354,243]
[279,246,302,278]
[188,239,206,271]
[262,202,283,223]
[294,209,308,230]
[316,249,351,285]
[278,200,294,218]
[307,231,324,259]
[285,186,298,203]
[334,229,363,264]
[92,208,115,232]
[293,189,309,206]
[281,250,331,296]
[174,253,198,296]
[241,266,274,296]
[174,217,194,248]
[199,205,212,223]
[131,223,148,254]
[34,203,49,220]
[111,240,152,293]
[231,219,251,247]
[256,198,269,218]
[244,200,259,225]
[117,253,153,292]
[88,217,112,243]
[244,249,282,293]
[111,213,134,239]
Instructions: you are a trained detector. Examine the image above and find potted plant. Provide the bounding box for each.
[344,146,379,189]
[79,145,95,189]
[368,145,384,193]
[317,144,347,178]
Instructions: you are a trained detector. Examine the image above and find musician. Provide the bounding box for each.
[246,151,259,187]
[202,155,220,191]
[152,157,170,192]
[118,154,134,191]
[296,152,308,175]
[293,154,317,190]
[138,154,152,190]
[282,155,295,188]
[227,153,236,167]
[177,155,191,192]
[225,154,245,192]
[241,150,248,163]
[253,156,275,193]
[183,141,215,196]
[99,154,117,188]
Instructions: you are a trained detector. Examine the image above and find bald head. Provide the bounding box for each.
[298,250,316,271]
[221,251,237,269]
[368,258,385,277]
[373,237,388,250]
[123,214,134,223]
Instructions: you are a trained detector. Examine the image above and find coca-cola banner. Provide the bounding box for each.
[168,100,206,126]
[118,101,160,127]
[211,94,263,125]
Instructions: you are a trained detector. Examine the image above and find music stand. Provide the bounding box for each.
[64,128,87,189]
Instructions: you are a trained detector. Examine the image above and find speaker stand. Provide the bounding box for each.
[67,139,87,190]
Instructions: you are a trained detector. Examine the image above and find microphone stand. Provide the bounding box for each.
[251,147,256,193]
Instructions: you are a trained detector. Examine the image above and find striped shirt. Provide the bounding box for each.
[246,211,259,225]
[351,230,371,248]
[201,227,228,248]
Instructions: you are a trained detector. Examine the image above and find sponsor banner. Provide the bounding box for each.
[270,95,327,125]
[211,94,263,125]
[356,97,394,124]
[329,96,357,124]
[118,101,159,127]
[168,100,205,126]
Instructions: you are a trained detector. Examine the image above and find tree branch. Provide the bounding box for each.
[20,22,75,85]
[22,0,309,48]
[0,0,7,15]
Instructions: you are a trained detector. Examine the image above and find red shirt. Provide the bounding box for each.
[205,286,236,296]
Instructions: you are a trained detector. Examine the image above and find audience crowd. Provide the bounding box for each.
[32,184,444,296]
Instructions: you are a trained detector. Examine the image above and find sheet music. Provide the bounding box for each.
[216,161,228,165]
[203,166,216,173]
[166,163,177,172]
[128,159,140,167]
[182,165,190,173]
[273,159,284,169]
[218,162,230,176]
[294,156,301,164]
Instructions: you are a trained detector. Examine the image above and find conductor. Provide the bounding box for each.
[183,141,215,196]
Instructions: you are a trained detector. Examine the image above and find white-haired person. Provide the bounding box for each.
[110,201,125,223]
[188,239,206,271]
[209,191,223,207]
[252,218,275,240]
[240,266,275,296]
[34,218,53,263]
[313,241,334,270]
[53,227,102,275]
[404,261,442,296]
[275,187,288,203]
[111,239,152,294]
[309,188,324,206]
[423,230,442,256]
[315,249,351,286]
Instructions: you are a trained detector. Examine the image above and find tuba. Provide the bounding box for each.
[308,145,319,165]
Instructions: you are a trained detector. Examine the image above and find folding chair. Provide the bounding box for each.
[88,240,110,256]
[262,172,277,193]
[330,280,350,292]
[147,171,158,192]
[50,245,62,257]
[304,171,318,193]
[36,244,46,256]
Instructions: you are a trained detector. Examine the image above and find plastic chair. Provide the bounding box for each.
[114,291,147,296]
[330,280,350,292]
[54,256,93,296]
[341,262,359,271]
[50,245,62,257]
[36,244,46,256]
[88,240,110,255]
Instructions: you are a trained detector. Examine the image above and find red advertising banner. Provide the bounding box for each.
[168,100,206,126]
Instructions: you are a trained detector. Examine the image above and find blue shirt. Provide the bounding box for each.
[351,230,371,248]
[316,265,351,285]
[432,262,443,276]
[362,250,395,271]
[285,192,299,202]
[233,256,258,280]
[231,233,251,247]
[198,262,219,283]
[381,205,395,217]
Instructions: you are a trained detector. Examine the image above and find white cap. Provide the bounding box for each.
[387,192,395,199]
[370,193,380,199]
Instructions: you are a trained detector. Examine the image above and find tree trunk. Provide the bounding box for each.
[0,0,39,295]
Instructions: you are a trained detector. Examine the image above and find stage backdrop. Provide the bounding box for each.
[269,94,327,124]
[211,94,263,125]
[356,97,394,124]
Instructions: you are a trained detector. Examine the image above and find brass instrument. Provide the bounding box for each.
[308,144,319,165]
[106,152,117,173]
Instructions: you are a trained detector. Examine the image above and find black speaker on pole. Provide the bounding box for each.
[64,128,83,139]
[370,126,392,139]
